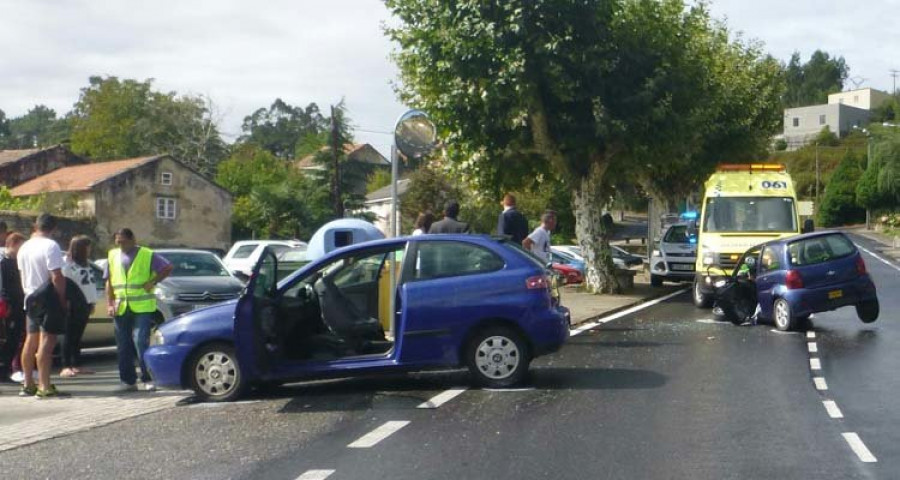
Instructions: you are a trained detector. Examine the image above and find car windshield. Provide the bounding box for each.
[703,197,797,233]
[161,252,231,277]
[664,225,691,244]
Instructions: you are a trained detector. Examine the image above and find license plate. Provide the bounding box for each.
[828,290,843,300]
[671,264,694,271]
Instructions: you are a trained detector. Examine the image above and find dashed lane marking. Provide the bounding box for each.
[417,388,467,409]
[823,401,844,419]
[856,245,900,273]
[808,342,818,353]
[807,331,816,339]
[348,421,410,448]
[570,288,688,336]
[295,470,335,480]
[810,358,822,370]
[814,377,829,391]
[842,433,877,463]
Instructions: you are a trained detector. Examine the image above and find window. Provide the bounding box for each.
[414,241,504,280]
[788,234,856,266]
[853,95,859,103]
[160,171,173,185]
[703,197,797,233]
[231,244,258,259]
[760,246,782,272]
[819,114,826,125]
[663,225,690,244]
[792,117,799,127]
[156,197,177,220]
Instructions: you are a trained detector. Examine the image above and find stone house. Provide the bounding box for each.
[295,143,390,196]
[0,145,87,188]
[9,155,232,251]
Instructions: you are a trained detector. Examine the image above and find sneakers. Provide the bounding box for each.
[35,385,69,399]
[19,385,37,397]
[114,383,138,393]
[10,371,24,383]
[142,382,157,392]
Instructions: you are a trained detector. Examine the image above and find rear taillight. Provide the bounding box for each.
[526,275,549,290]
[856,255,867,275]
[785,270,804,289]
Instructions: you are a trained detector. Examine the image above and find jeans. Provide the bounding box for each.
[114,310,155,385]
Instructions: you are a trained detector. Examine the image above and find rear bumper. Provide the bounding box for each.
[781,276,878,318]
[529,308,570,356]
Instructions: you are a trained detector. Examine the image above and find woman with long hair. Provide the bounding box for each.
[1,232,27,382]
[412,211,435,236]
[60,235,98,377]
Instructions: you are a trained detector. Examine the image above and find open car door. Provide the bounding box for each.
[234,246,279,380]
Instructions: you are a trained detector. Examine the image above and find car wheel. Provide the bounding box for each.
[189,343,246,402]
[650,274,663,287]
[693,280,713,308]
[773,298,796,331]
[856,299,879,323]
[466,326,531,388]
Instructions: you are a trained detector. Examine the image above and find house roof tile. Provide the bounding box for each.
[0,148,44,166]
[10,156,161,196]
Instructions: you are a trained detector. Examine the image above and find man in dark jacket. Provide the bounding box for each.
[428,201,470,234]
[496,194,528,244]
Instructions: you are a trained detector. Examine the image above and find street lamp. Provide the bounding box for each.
[390,110,438,237]
[854,125,873,230]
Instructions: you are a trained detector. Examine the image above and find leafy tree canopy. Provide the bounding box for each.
[818,150,864,227]
[783,50,848,108]
[386,0,784,292]
[239,99,328,160]
[0,105,71,149]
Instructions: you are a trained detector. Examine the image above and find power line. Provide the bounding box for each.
[890,69,900,94]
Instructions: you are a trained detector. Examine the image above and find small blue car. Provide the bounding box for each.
[726,231,879,331]
[144,235,569,401]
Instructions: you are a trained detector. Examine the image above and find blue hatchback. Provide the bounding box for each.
[144,235,569,401]
[729,231,879,331]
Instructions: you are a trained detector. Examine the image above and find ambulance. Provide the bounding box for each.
[693,164,807,308]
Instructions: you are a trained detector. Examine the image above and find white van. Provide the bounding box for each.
[223,240,306,277]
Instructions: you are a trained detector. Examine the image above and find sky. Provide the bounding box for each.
[1,0,898,157]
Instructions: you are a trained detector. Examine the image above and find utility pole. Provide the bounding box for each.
[815,141,820,215]
[891,69,900,95]
[330,105,343,218]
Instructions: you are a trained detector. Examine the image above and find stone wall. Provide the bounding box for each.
[0,210,99,256]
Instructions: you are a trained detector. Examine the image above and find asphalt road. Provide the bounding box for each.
[0,233,896,480]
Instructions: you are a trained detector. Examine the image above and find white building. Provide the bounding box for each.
[828,88,891,111]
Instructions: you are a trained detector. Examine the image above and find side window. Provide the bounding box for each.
[760,246,782,273]
[415,241,504,280]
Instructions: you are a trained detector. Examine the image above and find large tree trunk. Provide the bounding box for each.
[574,164,621,294]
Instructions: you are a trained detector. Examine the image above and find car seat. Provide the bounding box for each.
[313,277,385,353]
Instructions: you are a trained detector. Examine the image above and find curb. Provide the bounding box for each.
[847,230,900,262]
[569,285,687,327]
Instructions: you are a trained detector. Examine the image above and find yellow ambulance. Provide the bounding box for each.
[693,164,806,308]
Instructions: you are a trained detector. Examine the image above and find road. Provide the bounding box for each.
[0,233,896,479]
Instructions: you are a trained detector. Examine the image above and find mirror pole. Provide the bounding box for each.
[390,143,400,238]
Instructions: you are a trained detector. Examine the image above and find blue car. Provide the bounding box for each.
[724,231,879,331]
[144,235,569,401]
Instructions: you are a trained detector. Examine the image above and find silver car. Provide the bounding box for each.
[649,223,697,286]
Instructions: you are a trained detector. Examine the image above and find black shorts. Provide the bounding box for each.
[25,289,66,335]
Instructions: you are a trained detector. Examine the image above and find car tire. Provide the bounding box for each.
[693,280,713,308]
[856,299,879,323]
[650,274,663,287]
[773,298,797,331]
[188,343,246,402]
[466,326,531,389]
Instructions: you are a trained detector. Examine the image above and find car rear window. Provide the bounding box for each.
[231,244,258,259]
[788,234,856,267]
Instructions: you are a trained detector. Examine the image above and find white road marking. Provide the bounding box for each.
[810,358,822,370]
[808,342,818,353]
[417,388,467,409]
[769,329,799,335]
[695,318,722,324]
[570,288,688,336]
[823,401,844,419]
[814,377,828,391]
[482,387,536,392]
[296,470,335,480]
[348,421,410,448]
[842,433,877,463]
[856,244,900,272]
[807,331,816,339]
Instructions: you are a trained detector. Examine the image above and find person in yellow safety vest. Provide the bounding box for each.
[104,228,173,392]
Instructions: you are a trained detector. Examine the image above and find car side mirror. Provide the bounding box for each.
[802,219,815,234]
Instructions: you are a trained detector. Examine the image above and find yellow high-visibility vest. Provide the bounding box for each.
[108,247,157,315]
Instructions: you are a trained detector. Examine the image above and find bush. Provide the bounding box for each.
[817,151,865,227]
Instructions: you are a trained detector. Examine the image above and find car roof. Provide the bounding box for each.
[155,248,218,255]
[765,230,847,247]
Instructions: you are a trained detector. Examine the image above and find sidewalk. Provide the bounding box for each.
[844,226,900,261]
[0,273,676,453]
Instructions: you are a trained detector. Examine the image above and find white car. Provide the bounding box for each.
[223,240,307,278]
[554,245,644,270]
[649,223,697,286]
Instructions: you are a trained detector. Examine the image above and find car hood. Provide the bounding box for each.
[159,299,238,338]
[159,276,244,293]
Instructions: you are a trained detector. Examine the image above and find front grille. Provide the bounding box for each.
[177,292,240,302]
[666,252,694,258]
[718,254,740,269]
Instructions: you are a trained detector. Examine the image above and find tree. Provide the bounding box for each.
[239,99,328,160]
[386,0,784,293]
[783,50,848,108]
[69,76,227,175]
[0,105,71,149]
[818,150,865,227]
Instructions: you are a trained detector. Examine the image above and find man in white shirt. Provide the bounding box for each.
[523,211,557,263]
[17,214,67,398]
